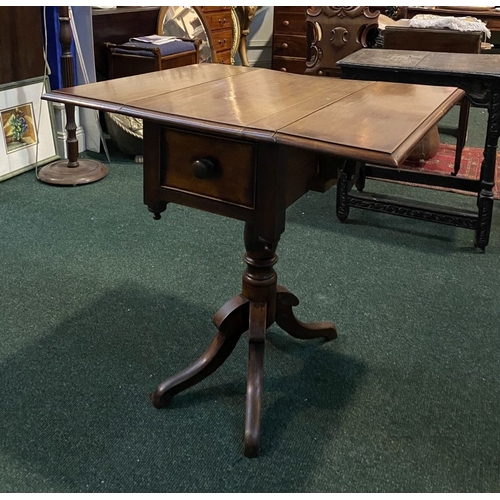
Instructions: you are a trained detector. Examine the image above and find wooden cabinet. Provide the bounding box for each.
[0,7,45,85]
[200,6,233,64]
[272,7,308,74]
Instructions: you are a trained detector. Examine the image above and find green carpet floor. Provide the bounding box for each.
[1,107,499,492]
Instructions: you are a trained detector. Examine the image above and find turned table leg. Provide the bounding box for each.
[475,87,500,251]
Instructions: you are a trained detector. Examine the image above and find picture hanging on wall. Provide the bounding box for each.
[0,76,59,182]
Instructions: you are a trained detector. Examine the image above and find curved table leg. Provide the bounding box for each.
[150,294,249,409]
[276,285,337,341]
[244,301,267,458]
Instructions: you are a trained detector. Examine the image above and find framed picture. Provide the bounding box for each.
[0,76,59,182]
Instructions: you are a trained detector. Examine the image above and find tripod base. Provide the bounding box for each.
[38,159,108,186]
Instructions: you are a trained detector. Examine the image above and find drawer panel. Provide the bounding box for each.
[211,28,232,51]
[272,56,307,74]
[162,128,255,208]
[214,49,232,64]
[273,11,306,36]
[273,34,307,58]
[204,11,232,30]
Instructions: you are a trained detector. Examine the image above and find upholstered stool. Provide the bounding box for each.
[105,38,200,79]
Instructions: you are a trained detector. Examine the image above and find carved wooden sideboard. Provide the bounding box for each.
[271,6,308,74]
[305,6,380,77]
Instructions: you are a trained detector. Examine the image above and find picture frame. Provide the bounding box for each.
[0,76,59,182]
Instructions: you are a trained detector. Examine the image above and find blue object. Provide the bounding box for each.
[114,40,196,58]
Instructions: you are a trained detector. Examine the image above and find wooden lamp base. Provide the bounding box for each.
[38,158,108,186]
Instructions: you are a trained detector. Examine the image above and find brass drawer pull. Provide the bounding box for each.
[218,18,227,26]
[192,158,218,179]
[218,38,227,46]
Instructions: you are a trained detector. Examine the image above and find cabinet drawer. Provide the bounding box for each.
[214,49,232,64]
[162,128,255,208]
[204,11,232,30]
[273,11,306,36]
[211,28,232,51]
[272,56,307,74]
[273,34,307,58]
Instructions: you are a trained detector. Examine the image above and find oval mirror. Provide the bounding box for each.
[157,6,213,63]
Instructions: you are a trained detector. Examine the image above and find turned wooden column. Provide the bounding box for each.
[38,6,108,185]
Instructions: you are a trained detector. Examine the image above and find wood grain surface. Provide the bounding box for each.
[43,64,464,166]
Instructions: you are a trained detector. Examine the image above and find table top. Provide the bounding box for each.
[339,49,500,78]
[43,64,464,167]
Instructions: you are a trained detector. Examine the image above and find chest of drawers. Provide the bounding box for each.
[271,7,308,74]
[201,6,233,64]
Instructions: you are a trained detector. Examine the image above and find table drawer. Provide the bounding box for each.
[162,129,256,208]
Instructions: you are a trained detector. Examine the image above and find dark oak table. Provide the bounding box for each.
[338,48,500,251]
[42,65,463,457]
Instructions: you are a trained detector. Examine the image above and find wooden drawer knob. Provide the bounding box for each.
[281,42,288,49]
[283,20,289,27]
[192,158,218,179]
[280,67,287,72]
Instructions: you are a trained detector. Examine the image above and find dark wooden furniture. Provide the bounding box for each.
[383,26,483,172]
[383,26,483,53]
[92,7,161,81]
[0,6,45,85]
[305,6,380,77]
[272,6,308,74]
[338,48,500,251]
[42,65,463,457]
